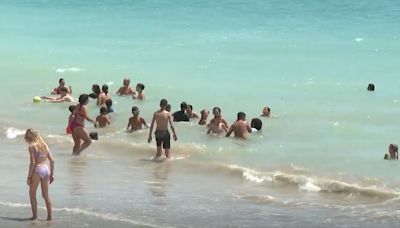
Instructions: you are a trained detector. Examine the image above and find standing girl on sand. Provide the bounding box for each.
[70,94,98,155]
[25,129,55,221]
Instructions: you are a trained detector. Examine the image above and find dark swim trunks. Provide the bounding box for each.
[155,130,170,149]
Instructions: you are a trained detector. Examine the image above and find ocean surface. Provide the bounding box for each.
[1,0,400,227]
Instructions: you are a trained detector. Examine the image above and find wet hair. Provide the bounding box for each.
[68,105,75,113]
[137,83,145,90]
[166,104,171,112]
[78,94,89,105]
[251,118,262,131]
[92,84,101,95]
[105,99,112,107]
[180,102,188,111]
[100,107,108,114]
[59,78,64,83]
[187,104,193,111]
[160,98,168,107]
[59,87,68,93]
[102,84,109,95]
[237,112,246,120]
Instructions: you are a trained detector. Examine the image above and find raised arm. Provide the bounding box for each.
[148,113,156,143]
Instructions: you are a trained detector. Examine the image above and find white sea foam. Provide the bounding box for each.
[0,200,161,227]
[4,127,25,139]
[355,38,364,42]
[55,67,84,73]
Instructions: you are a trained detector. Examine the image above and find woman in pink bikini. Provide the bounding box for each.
[25,129,55,221]
[70,94,98,155]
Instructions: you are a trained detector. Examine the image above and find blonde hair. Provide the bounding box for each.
[24,129,48,154]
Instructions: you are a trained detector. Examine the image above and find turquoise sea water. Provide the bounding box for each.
[1,0,400,227]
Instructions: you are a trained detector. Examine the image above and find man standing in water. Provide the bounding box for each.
[148,98,178,160]
[226,112,252,139]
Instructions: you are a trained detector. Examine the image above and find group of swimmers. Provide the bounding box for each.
[26,76,271,221]
[45,77,270,157]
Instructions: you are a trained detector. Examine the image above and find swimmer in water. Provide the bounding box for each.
[226,112,252,139]
[126,106,149,132]
[116,78,135,96]
[207,107,229,135]
[42,87,74,103]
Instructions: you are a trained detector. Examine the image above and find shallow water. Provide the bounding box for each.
[1,0,400,227]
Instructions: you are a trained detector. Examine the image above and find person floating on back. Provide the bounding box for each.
[42,87,74,103]
[172,101,190,122]
[148,98,177,160]
[96,107,111,128]
[226,112,252,139]
[127,106,149,132]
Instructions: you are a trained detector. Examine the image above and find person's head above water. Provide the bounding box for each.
[100,107,108,115]
[136,83,145,92]
[79,94,90,105]
[131,106,140,115]
[237,112,246,121]
[92,84,101,94]
[68,105,75,113]
[166,104,171,112]
[251,118,262,131]
[262,106,271,117]
[180,102,188,111]
[160,98,168,108]
[102,84,109,94]
[59,78,65,86]
[123,78,130,86]
[212,107,221,117]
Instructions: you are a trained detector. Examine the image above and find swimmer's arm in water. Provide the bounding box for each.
[27,145,36,185]
[206,120,213,134]
[126,118,132,130]
[247,123,252,133]
[82,106,98,127]
[148,112,156,143]
[107,115,111,125]
[226,126,233,137]
[222,119,229,133]
[168,114,177,141]
[47,146,55,184]
[141,117,149,128]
